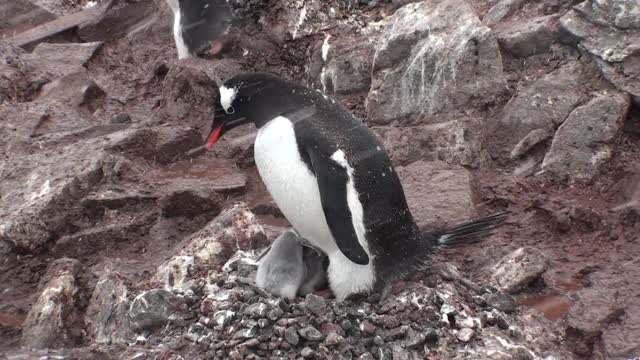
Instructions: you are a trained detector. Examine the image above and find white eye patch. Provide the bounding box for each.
[219,85,237,114]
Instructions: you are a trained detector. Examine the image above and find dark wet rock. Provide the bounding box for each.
[367,0,505,124]
[483,0,526,26]
[486,293,517,314]
[158,189,222,218]
[23,42,103,77]
[456,327,475,342]
[129,289,179,332]
[107,126,203,165]
[245,302,269,318]
[372,116,489,168]
[155,203,266,291]
[496,16,557,58]
[299,326,324,341]
[285,326,300,346]
[304,293,327,316]
[543,0,561,14]
[541,92,630,179]
[110,113,132,124]
[396,161,478,229]
[21,258,81,349]
[491,247,548,293]
[559,1,640,103]
[497,61,587,155]
[85,269,132,344]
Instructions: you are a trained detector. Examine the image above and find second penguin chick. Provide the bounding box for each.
[255,229,305,300]
[298,246,329,296]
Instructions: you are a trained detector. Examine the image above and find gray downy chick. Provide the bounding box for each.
[255,228,305,300]
[298,243,329,296]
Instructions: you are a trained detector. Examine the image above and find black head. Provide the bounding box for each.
[178,0,232,55]
[206,72,304,150]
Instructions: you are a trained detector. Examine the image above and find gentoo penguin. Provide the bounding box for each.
[206,72,508,301]
[165,0,232,59]
[256,228,329,299]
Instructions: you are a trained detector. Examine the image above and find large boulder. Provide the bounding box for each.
[559,0,640,104]
[366,0,505,124]
[541,92,630,179]
[372,116,489,168]
[496,61,589,157]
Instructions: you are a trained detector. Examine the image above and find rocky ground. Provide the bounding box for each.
[1,0,639,359]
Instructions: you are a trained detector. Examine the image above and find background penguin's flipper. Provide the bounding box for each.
[306,148,370,265]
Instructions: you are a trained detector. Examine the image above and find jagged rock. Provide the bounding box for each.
[486,293,517,314]
[483,0,526,26]
[129,289,179,333]
[496,16,557,57]
[491,247,548,293]
[367,0,505,124]
[39,70,106,112]
[372,116,489,168]
[510,129,553,159]
[21,258,81,349]
[0,130,142,252]
[304,293,327,316]
[23,42,103,77]
[285,326,300,346]
[601,304,640,358]
[559,1,640,103]
[299,326,324,341]
[541,92,630,179]
[155,203,267,291]
[324,332,344,346]
[566,288,625,356]
[85,269,132,344]
[78,0,157,42]
[396,161,478,229]
[0,43,50,104]
[497,61,587,154]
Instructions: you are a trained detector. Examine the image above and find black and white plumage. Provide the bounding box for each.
[206,72,508,301]
[165,0,232,59]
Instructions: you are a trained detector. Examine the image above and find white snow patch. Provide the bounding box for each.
[322,33,331,62]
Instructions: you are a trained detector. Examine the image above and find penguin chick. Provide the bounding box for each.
[298,246,329,296]
[255,229,305,300]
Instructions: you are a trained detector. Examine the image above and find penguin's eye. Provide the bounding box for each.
[226,106,235,115]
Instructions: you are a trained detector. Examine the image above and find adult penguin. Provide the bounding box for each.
[205,72,507,301]
[165,0,232,59]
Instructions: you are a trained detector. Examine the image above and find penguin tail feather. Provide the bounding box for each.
[428,211,509,249]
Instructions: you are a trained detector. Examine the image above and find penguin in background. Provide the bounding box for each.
[165,0,233,59]
[206,72,508,301]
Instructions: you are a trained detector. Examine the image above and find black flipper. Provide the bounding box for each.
[305,147,370,265]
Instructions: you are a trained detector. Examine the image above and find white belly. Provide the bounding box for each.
[254,116,338,255]
[254,116,376,300]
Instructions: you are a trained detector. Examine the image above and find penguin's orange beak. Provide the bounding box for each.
[206,124,223,151]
